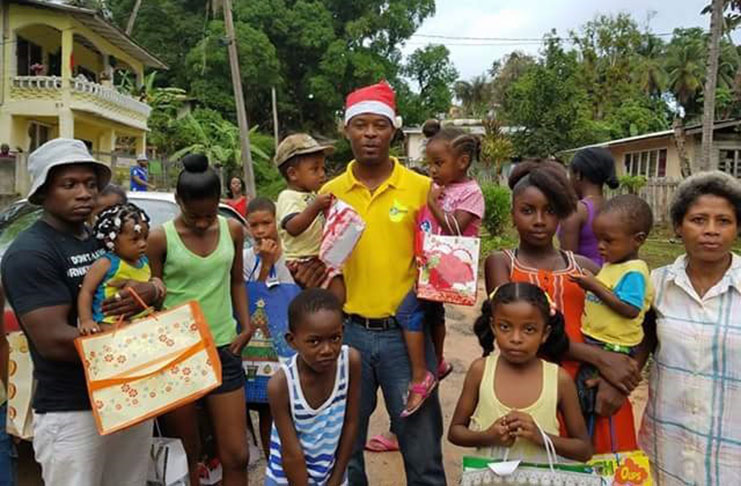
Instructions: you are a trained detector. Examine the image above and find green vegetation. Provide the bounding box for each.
[79,3,741,194]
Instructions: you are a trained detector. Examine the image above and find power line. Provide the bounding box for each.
[410,31,681,42]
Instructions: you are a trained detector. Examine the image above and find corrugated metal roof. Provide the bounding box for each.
[562,119,741,153]
[14,0,167,69]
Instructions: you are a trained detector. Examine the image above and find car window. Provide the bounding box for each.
[0,202,42,256]
[129,199,179,227]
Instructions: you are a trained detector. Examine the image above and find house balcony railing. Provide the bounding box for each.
[70,77,151,118]
[10,75,151,119]
[12,75,62,90]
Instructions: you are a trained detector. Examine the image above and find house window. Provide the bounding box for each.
[28,123,50,152]
[624,148,668,178]
[719,149,741,178]
[16,37,43,76]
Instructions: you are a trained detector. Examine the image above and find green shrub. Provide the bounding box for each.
[481,183,511,236]
[618,175,647,194]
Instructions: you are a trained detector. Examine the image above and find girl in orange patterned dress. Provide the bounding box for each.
[483,160,641,454]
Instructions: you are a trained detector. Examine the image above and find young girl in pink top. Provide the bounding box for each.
[397,124,485,417]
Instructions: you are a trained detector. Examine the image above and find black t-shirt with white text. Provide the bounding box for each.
[1,220,104,412]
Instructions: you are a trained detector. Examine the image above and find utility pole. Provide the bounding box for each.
[271,86,279,151]
[222,0,256,197]
[701,0,724,172]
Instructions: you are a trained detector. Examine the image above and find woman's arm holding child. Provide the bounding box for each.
[505,369,592,462]
[448,358,514,448]
[284,193,332,237]
[77,258,112,335]
[327,348,361,486]
[267,371,310,486]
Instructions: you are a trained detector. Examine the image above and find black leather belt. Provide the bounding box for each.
[345,313,398,330]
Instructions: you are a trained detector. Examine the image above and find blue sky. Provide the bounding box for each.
[401,0,727,80]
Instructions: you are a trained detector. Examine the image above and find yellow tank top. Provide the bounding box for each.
[470,353,560,462]
[92,254,151,324]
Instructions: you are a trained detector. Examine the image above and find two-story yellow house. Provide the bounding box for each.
[0,0,166,194]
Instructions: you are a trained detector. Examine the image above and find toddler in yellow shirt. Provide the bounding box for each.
[569,195,654,430]
[274,134,340,289]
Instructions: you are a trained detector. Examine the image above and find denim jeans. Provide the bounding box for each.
[0,403,15,486]
[343,320,446,486]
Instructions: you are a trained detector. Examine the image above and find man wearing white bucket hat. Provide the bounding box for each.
[1,139,162,485]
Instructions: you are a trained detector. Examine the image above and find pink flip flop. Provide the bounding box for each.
[400,371,438,418]
[365,434,400,452]
[437,359,453,381]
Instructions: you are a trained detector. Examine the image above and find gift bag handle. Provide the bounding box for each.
[111,286,157,334]
[501,419,558,474]
[443,212,463,237]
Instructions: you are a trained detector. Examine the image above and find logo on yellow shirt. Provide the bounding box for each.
[389,199,409,222]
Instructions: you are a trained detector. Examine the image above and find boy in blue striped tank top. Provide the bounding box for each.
[266,289,361,486]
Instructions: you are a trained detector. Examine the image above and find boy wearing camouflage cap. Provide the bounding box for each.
[274,134,335,276]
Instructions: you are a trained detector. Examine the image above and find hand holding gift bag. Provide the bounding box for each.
[461,422,602,486]
[319,197,365,271]
[6,331,34,440]
[416,212,480,306]
[75,297,222,435]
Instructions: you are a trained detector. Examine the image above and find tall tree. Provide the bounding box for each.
[702,0,726,171]
[501,37,587,156]
[403,44,458,118]
[665,29,706,117]
[125,0,142,35]
[453,75,492,117]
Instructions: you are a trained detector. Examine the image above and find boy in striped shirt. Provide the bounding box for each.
[266,289,361,486]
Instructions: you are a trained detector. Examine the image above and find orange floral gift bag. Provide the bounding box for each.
[75,301,221,435]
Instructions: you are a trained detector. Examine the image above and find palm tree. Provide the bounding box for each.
[634,35,667,96]
[665,38,705,113]
[454,75,492,116]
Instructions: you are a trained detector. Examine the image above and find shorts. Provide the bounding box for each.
[212,345,246,394]
[396,289,445,332]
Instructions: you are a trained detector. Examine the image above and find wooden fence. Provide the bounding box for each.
[607,178,680,225]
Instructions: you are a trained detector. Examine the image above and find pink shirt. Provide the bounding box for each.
[417,179,485,238]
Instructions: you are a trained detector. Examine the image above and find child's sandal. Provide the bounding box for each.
[437,359,453,381]
[400,371,438,418]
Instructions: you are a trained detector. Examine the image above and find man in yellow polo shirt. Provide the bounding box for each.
[321,81,446,486]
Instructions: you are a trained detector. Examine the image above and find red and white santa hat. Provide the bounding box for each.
[344,81,403,128]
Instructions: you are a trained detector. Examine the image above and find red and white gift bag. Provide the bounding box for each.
[416,210,480,306]
[319,198,365,270]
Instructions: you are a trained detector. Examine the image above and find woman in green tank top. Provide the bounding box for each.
[148,154,252,486]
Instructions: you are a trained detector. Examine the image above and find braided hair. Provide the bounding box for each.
[426,122,482,169]
[473,282,569,363]
[93,203,150,251]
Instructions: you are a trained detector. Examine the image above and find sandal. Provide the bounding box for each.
[365,433,400,452]
[400,371,438,418]
[437,359,453,381]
